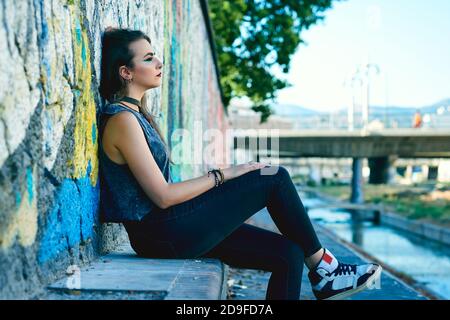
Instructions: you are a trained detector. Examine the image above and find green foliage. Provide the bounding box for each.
[208,0,337,122]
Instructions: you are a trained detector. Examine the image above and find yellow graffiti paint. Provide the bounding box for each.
[67,8,98,186]
[0,166,38,250]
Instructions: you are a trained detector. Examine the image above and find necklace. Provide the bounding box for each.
[114,96,141,112]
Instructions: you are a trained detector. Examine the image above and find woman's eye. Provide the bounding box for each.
[145,58,153,62]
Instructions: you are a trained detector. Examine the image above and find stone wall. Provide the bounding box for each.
[0,0,228,298]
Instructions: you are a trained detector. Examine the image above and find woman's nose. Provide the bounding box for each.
[155,56,164,69]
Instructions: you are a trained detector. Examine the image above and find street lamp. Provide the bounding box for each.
[358,62,380,129]
[344,72,363,131]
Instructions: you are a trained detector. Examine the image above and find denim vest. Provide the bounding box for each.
[98,103,172,222]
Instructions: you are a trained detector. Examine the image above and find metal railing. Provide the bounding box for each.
[287,113,450,130]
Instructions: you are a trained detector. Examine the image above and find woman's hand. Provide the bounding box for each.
[221,161,269,182]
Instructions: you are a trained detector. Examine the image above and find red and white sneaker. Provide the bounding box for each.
[308,249,382,300]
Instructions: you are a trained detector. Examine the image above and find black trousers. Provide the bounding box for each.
[123,165,323,300]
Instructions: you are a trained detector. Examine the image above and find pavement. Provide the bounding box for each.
[42,206,427,301]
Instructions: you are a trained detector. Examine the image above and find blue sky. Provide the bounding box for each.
[275,0,450,112]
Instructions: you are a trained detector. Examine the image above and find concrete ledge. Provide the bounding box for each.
[381,212,450,246]
[47,242,229,300]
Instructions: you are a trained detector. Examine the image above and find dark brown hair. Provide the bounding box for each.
[99,28,173,165]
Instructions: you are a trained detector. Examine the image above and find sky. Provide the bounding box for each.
[275,0,450,112]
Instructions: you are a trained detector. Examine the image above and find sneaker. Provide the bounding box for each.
[308,250,382,300]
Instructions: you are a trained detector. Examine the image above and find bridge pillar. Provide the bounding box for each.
[368,156,396,184]
[351,221,364,246]
[350,158,364,204]
[428,166,438,180]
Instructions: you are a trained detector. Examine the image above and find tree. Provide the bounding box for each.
[208,0,339,123]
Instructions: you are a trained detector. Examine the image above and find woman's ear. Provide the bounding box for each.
[119,65,132,81]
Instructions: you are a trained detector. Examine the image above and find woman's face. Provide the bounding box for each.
[128,39,163,89]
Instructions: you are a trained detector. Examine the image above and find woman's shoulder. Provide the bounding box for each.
[99,105,142,142]
[101,103,157,139]
[101,103,143,126]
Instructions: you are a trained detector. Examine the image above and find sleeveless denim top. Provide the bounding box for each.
[98,103,172,222]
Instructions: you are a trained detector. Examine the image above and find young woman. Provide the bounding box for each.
[98,28,382,300]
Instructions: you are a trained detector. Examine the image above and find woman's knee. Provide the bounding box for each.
[266,165,291,187]
[258,165,290,179]
[274,165,290,179]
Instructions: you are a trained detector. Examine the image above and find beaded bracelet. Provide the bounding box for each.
[215,168,225,185]
[207,169,224,187]
[217,168,225,184]
[207,169,218,187]
[213,170,222,186]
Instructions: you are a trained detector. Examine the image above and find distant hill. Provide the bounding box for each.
[270,103,322,117]
[365,98,450,116]
[271,98,450,117]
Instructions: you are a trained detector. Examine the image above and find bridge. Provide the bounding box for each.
[233,128,450,158]
[233,128,450,203]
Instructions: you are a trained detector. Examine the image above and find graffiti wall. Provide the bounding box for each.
[0,0,227,298]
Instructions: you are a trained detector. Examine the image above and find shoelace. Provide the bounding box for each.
[331,263,357,276]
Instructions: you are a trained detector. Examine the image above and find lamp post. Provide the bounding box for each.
[344,72,363,131]
[358,62,380,130]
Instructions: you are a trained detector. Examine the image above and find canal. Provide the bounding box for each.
[301,191,450,299]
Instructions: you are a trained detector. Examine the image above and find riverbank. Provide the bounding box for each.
[307,183,450,228]
[298,185,450,299]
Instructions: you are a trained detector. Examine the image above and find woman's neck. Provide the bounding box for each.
[119,89,145,112]
[126,87,145,102]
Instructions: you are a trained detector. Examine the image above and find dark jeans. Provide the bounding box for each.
[123,165,323,300]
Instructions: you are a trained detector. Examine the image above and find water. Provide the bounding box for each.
[301,194,450,299]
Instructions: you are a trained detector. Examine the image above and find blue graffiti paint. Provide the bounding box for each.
[86,159,92,176]
[75,19,82,44]
[81,42,87,68]
[27,167,34,203]
[15,190,21,208]
[74,18,87,68]
[44,112,52,132]
[41,58,52,106]
[91,123,97,145]
[37,173,99,264]
[134,15,146,31]
[72,89,81,100]
[178,66,183,126]
[169,32,178,115]
[37,0,49,47]
[76,170,99,242]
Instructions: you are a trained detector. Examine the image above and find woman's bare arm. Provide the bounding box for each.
[109,111,219,209]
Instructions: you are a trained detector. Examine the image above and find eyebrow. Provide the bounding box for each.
[143,52,155,58]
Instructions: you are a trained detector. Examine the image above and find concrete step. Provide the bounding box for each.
[46,242,229,300]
